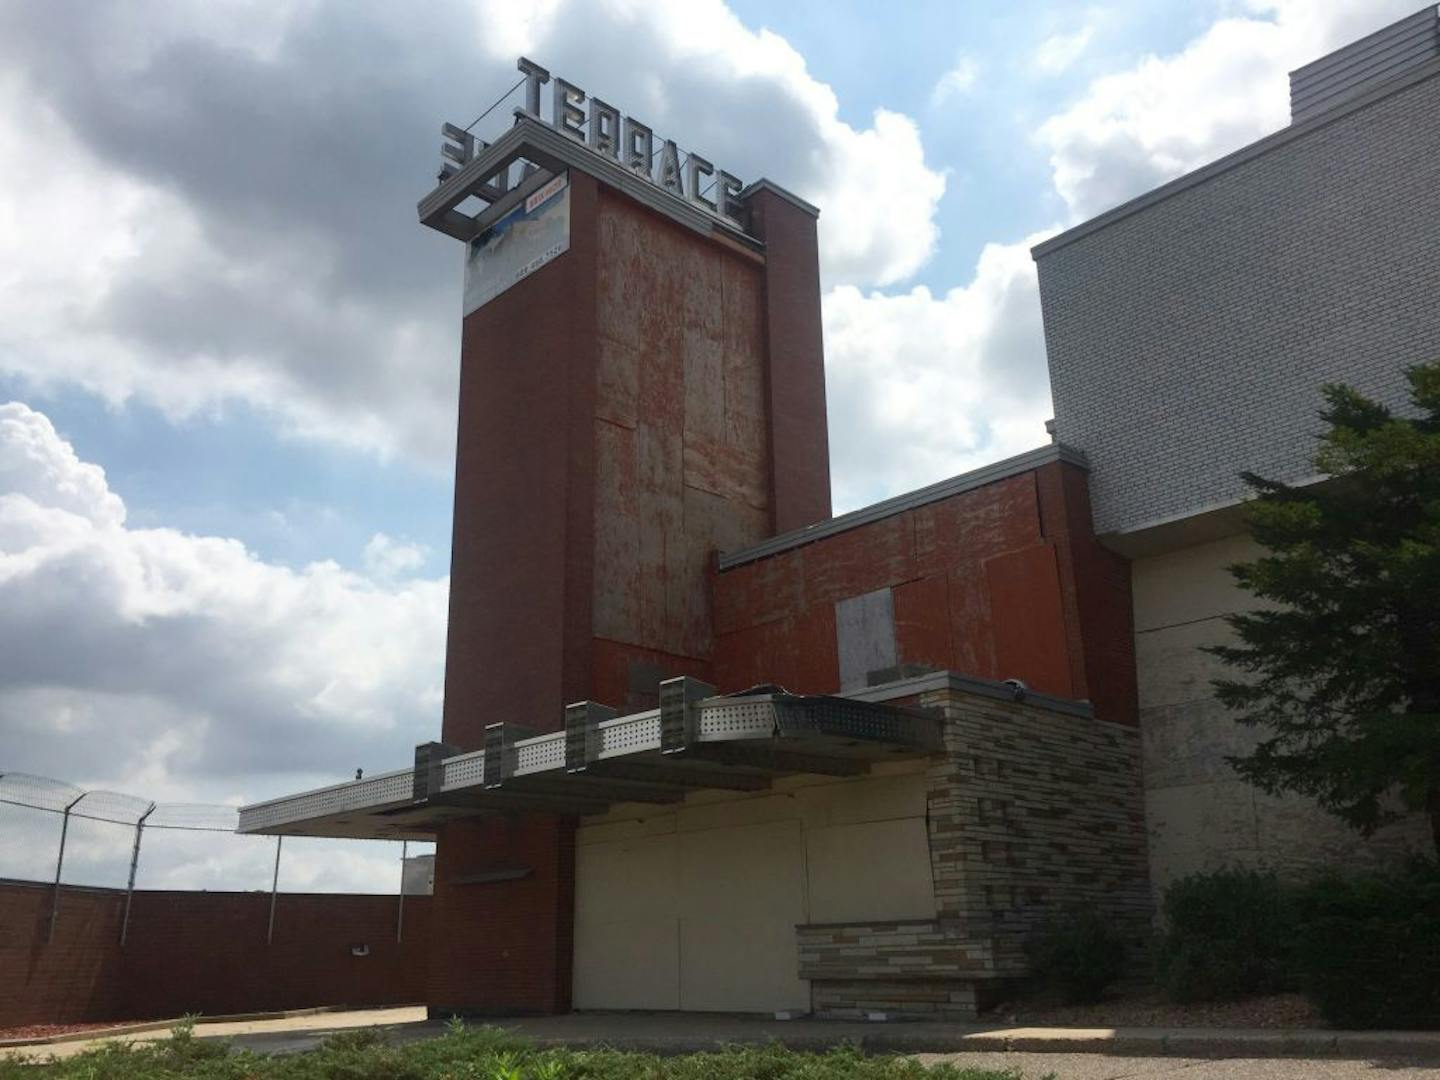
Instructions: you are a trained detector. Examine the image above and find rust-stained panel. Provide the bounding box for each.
[913,473,1041,579]
[713,607,840,695]
[892,574,951,673]
[596,337,639,429]
[985,542,1075,699]
[802,513,917,608]
[592,189,772,667]
[592,419,639,644]
[713,550,806,636]
[945,565,995,679]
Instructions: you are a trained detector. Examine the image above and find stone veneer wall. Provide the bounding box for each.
[798,681,1151,1019]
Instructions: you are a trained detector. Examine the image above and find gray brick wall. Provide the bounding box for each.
[1036,66,1440,536]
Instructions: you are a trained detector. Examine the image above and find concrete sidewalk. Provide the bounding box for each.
[7,1007,1440,1074]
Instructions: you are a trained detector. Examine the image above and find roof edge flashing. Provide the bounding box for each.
[1032,52,1440,261]
[739,178,821,218]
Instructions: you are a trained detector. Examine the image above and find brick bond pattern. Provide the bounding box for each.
[0,881,430,1028]
[796,687,1151,1019]
[1036,67,1440,536]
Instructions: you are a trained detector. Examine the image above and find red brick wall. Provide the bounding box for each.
[714,460,1138,724]
[120,890,429,1022]
[427,816,574,1017]
[744,187,832,534]
[0,881,122,1027]
[0,880,429,1028]
[441,173,602,752]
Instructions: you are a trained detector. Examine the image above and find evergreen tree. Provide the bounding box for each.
[1209,362,1440,856]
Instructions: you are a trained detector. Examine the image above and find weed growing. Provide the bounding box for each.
[0,1021,1038,1080]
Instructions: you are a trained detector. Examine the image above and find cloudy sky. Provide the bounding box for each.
[0,0,1417,890]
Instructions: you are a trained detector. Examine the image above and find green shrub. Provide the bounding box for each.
[1025,908,1129,1004]
[1155,867,1293,1002]
[1291,859,1440,1030]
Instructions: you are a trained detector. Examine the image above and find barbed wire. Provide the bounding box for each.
[0,773,238,832]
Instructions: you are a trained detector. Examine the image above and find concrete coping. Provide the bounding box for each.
[739,178,821,218]
[852,669,1095,721]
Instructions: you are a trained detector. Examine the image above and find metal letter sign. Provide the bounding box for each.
[441,58,747,231]
[462,171,571,315]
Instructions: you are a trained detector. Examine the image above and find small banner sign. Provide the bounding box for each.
[462,171,571,315]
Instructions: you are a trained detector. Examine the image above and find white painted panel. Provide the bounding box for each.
[573,833,679,1009]
[573,917,679,1010]
[677,819,809,1012]
[806,818,935,923]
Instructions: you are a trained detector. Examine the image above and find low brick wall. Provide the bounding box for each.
[0,879,430,1028]
[797,920,992,981]
[0,880,124,1027]
[797,919,991,1020]
[811,978,978,1019]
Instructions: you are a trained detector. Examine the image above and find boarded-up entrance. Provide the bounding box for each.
[572,766,935,1012]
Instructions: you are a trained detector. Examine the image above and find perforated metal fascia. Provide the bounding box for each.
[440,751,486,792]
[237,768,415,832]
[513,732,566,775]
[696,697,778,742]
[596,710,661,759]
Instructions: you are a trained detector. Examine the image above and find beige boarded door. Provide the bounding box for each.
[573,770,935,1013]
[573,814,809,1012]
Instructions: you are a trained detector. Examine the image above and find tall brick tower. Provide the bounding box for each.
[416,62,830,1013]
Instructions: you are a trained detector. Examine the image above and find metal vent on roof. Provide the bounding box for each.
[1289,6,1439,123]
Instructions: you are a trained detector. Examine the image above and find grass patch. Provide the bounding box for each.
[0,1019,1039,1080]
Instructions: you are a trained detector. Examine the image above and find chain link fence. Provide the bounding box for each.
[0,772,433,943]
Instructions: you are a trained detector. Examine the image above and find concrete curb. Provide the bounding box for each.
[517,1024,1440,1061]
[0,1004,416,1049]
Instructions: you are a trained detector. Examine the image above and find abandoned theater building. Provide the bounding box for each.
[241,10,1440,1020]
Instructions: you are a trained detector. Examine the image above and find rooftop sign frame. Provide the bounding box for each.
[418,57,766,248]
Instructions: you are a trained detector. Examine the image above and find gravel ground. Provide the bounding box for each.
[982,992,1321,1030]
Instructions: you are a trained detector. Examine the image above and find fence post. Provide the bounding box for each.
[47,791,86,942]
[120,803,156,946]
[266,835,283,945]
[396,840,409,944]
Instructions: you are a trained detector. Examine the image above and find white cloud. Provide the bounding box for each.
[0,401,446,888]
[1037,0,1421,221]
[2,0,1425,894]
[1035,26,1095,75]
[473,0,946,286]
[930,55,980,106]
[363,532,429,579]
[0,0,946,471]
[822,233,1057,512]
